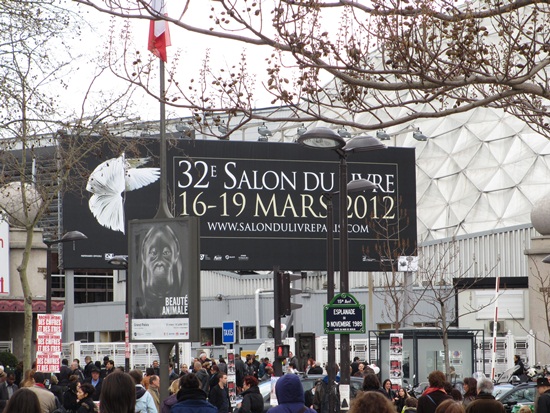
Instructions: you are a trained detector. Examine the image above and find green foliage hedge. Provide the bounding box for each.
[0,351,18,371]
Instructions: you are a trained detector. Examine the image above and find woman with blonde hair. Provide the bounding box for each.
[161,379,181,413]
[20,369,35,387]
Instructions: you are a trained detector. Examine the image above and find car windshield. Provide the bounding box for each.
[493,385,513,399]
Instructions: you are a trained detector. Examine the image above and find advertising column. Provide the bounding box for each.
[389,333,404,391]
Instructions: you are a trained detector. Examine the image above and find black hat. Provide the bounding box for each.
[537,377,550,387]
[91,367,100,373]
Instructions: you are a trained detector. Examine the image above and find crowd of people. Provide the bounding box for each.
[1,353,548,413]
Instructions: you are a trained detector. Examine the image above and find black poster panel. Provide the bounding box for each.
[128,217,200,342]
[63,140,416,271]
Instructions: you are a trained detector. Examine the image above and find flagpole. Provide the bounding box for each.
[155,59,173,220]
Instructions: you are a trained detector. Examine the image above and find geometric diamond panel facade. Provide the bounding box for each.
[368,107,550,242]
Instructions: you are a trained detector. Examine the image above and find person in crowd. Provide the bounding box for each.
[104,360,115,377]
[76,382,97,413]
[236,375,263,413]
[99,371,136,413]
[0,370,9,411]
[71,360,85,383]
[462,378,477,407]
[309,361,323,375]
[353,363,366,377]
[143,368,155,390]
[448,367,458,385]
[513,355,525,377]
[288,352,299,371]
[168,363,179,383]
[209,372,230,413]
[194,361,210,394]
[435,400,465,413]
[464,378,504,413]
[129,369,157,413]
[21,369,36,388]
[245,355,258,378]
[383,379,395,400]
[312,373,339,413]
[351,357,361,377]
[362,373,386,395]
[5,372,19,400]
[48,374,63,405]
[148,375,161,412]
[27,372,56,413]
[180,364,190,376]
[14,362,24,387]
[268,373,317,413]
[394,387,410,412]
[209,365,220,390]
[151,360,160,376]
[217,357,228,375]
[171,373,217,413]
[161,377,181,413]
[350,390,396,413]
[84,367,103,401]
[63,376,81,412]
[83,356,95,380]
[536,377,550,413]
[58,359,72,388]
[287,362,299,375]
[261,366,274,382]
[3,387,42,413]
[404,397,418,413]
[100,356,110,379]
[417,371,452,413]
[235,355,246,392]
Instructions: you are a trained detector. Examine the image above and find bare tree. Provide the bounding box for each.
[74,0,550,137]
[415,239,499,378]
[367,204,426,333]
[0,0,140,370]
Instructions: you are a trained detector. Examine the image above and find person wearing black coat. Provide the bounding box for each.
[417,371,452,413]
[237,376,263,413]
[76,382,97,413]
[209,373,230,413]
[63,379,81,412]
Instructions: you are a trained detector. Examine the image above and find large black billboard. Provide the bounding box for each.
[63,139,416,271]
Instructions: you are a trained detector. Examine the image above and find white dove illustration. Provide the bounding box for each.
[86,153,160,233]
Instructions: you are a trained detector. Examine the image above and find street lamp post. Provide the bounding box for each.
[298,127,385,407]
[323,179,375,413]
[44,231,87,314]
[108,255,130,372]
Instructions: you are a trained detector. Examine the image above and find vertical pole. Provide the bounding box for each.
[490,276,500,380]
[273,266,283,377]
[125,275,130,372]
[326,196,336,413]
[339,155,351,390]
[152,59,175,404]
[65,270,75,342]
[155,59,173,220]
[46,244,52,314]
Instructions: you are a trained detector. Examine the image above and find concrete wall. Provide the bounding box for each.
[525,236,550,363]
[8,227,47,298]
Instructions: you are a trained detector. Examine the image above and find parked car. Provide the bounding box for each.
[493,382,536,413]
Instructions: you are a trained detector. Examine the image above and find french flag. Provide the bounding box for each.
[148,0,171,62]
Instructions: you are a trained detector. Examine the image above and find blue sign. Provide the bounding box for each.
[222,321,237,344]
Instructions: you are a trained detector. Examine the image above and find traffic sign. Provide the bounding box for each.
[324,293,365,334]
[222,321,238,344]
